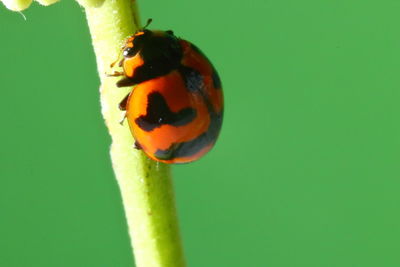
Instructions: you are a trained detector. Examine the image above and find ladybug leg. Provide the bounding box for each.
[110,45,125,68]
[119,93,130,111]
[110,58,124,68]
[134,141,142,150]
[117,77,137,87]
[118,93,130,125]
[119,112,127,125]
[106,71,124,77]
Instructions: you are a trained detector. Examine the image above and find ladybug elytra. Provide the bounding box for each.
[110,20,223,164]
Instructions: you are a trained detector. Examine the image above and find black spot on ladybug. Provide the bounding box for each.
[154,110,223,161]
[135,92,197,132]
[179,66,218,116]
[154,132,209,161]
[211,68,221,89]
[128,62,175,85]
[185,43,221,90]
[178,66,204,93]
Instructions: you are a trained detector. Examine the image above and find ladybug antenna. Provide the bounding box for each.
[143,18,153,30]
[110,43,125,68]
[110,51,122,68]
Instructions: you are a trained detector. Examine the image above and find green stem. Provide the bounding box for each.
[83,1,186,266]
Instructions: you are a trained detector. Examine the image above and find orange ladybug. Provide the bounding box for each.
[110,20,223,164]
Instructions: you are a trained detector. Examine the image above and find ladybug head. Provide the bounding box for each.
[121,28,183,71]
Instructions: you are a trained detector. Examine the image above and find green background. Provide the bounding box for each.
[1,1,400,266]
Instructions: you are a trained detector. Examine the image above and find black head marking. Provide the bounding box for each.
[122,30,153,60]
[135,92,197,132]
[139,33,182,64]
[124,31,183,84]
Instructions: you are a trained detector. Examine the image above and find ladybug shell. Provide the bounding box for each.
[122,31,223,164]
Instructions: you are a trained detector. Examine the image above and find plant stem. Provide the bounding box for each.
[83,1,186,266]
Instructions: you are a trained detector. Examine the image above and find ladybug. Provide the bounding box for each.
[109,20,223,164]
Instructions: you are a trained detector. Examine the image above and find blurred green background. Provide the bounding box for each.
[1,0,400,266]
